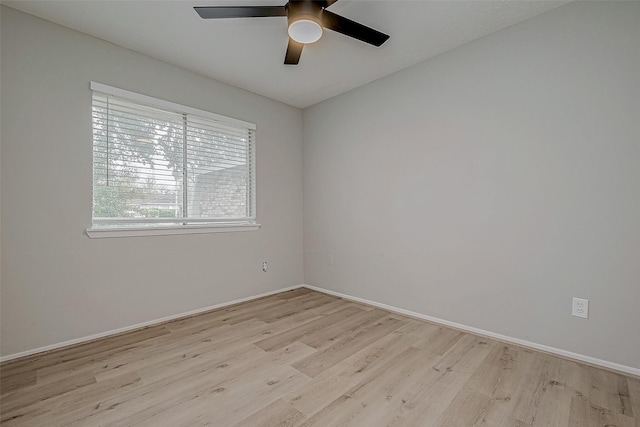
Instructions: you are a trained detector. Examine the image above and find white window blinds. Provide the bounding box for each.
[91,83,256,229]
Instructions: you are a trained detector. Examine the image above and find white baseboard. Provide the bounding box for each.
[3,283,638,378]
[301,285,640,378]
[0,285,304,363]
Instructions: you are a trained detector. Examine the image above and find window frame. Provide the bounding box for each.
[86,82,260,238]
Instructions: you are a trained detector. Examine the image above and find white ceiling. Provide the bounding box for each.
[5,0,571,108]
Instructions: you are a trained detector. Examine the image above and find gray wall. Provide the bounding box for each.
[303,1,640,369]
[1,6,303,357]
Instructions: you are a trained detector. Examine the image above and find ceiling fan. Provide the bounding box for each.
[194,0,390,65]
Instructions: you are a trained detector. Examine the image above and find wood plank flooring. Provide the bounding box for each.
[1,288,638,426]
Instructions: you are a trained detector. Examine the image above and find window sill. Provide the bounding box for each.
[86,223,261,239]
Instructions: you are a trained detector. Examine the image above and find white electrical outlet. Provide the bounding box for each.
[262,261,268,272]
[571,297,589,319]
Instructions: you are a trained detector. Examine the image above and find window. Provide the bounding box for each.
[88,82,258,237]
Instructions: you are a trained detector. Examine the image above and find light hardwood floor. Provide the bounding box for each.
[1,288,638,426]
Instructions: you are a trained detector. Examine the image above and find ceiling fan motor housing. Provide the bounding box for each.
[287,1,323,28]
[287,1,324,44]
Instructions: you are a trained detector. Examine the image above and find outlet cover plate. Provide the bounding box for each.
[572,297,589,319]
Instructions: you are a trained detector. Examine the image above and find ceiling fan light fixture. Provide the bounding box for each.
[288,18,322,44]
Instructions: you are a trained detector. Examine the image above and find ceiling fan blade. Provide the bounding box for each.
[320,9,389,47]
[284,38,304,65]
[194,6,287,19]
